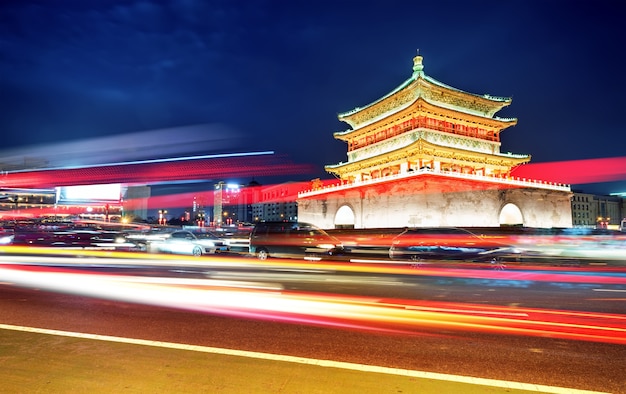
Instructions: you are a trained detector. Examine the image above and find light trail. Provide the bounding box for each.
[0,179,310,219]
[7,151,278,173]
[0,152,314,188]
[1,260,625,345]
[1,245,626,285]
[511,156,626,185]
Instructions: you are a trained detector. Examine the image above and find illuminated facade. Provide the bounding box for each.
[211,180,302,225]
[327,55,529,181]
[0,186,137,222]
[0,188,57,216]
[213,181,260,225]
[298,55,573,229]
[251,182,300,222]
[570,192,623,229]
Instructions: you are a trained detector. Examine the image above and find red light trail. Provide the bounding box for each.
[0,152,314,189]
[511,156,626,185]
[1,253,625,345]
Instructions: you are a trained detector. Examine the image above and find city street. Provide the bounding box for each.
[1,253,625,393]
[2,2,625,393]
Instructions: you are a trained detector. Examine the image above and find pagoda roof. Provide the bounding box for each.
[338,55,514,129]
[333,96,517,141]
[325,138,530,176]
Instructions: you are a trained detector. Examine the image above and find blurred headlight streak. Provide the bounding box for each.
[1,257,626,344]
[1,246,626,286]
[0,236,13,245]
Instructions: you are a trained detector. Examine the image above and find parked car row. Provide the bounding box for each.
[2,224,235,256]
[247,222,626,265]
[5,219,624,264]
[247,222,522,263]
[0,220,527,262]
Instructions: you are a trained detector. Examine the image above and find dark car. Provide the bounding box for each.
[249,221,344,260]
[389,227,520,262]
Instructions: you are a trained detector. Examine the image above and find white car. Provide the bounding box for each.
[149,230,229,256]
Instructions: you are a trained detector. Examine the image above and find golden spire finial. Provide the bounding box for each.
[412,49,423,75]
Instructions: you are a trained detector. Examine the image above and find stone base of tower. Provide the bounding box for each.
[297,174,572,229]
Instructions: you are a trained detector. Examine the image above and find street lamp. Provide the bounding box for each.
[158,209,168,225]
[197,212,205,227]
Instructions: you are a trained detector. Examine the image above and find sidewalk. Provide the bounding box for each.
[0,325,599,394]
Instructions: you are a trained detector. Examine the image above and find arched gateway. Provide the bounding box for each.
[334,205,355,229]
[499,203,524,226]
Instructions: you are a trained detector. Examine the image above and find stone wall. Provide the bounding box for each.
[297,175,572,229]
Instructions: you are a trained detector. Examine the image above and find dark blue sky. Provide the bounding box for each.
[1,0,625,194]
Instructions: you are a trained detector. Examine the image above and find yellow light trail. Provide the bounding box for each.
[1,260,625,345]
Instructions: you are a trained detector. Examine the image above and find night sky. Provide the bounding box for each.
[1,0,625,194]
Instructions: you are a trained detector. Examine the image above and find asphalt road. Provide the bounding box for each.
[1,254,625,393]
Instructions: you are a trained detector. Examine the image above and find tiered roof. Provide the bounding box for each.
[325,54,530,179]
[336,54,516,130]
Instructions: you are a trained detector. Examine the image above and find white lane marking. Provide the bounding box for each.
[0,323,607,394]
[593,288,626,293]
[349,259,397,264]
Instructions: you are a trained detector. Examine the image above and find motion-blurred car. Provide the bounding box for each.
[12,228,129,249]
[123,227,174,251]
[149,230,229,256]
[0,227,14,245]
[389,227,520,262]
[249,221,344,260]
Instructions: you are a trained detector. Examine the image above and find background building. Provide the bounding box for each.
[0,185,150,223]
[251,182,300,222]
[123,185,151,222]
[571,191,623,229]
[212,180,262,225]
[0,188,57,217]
